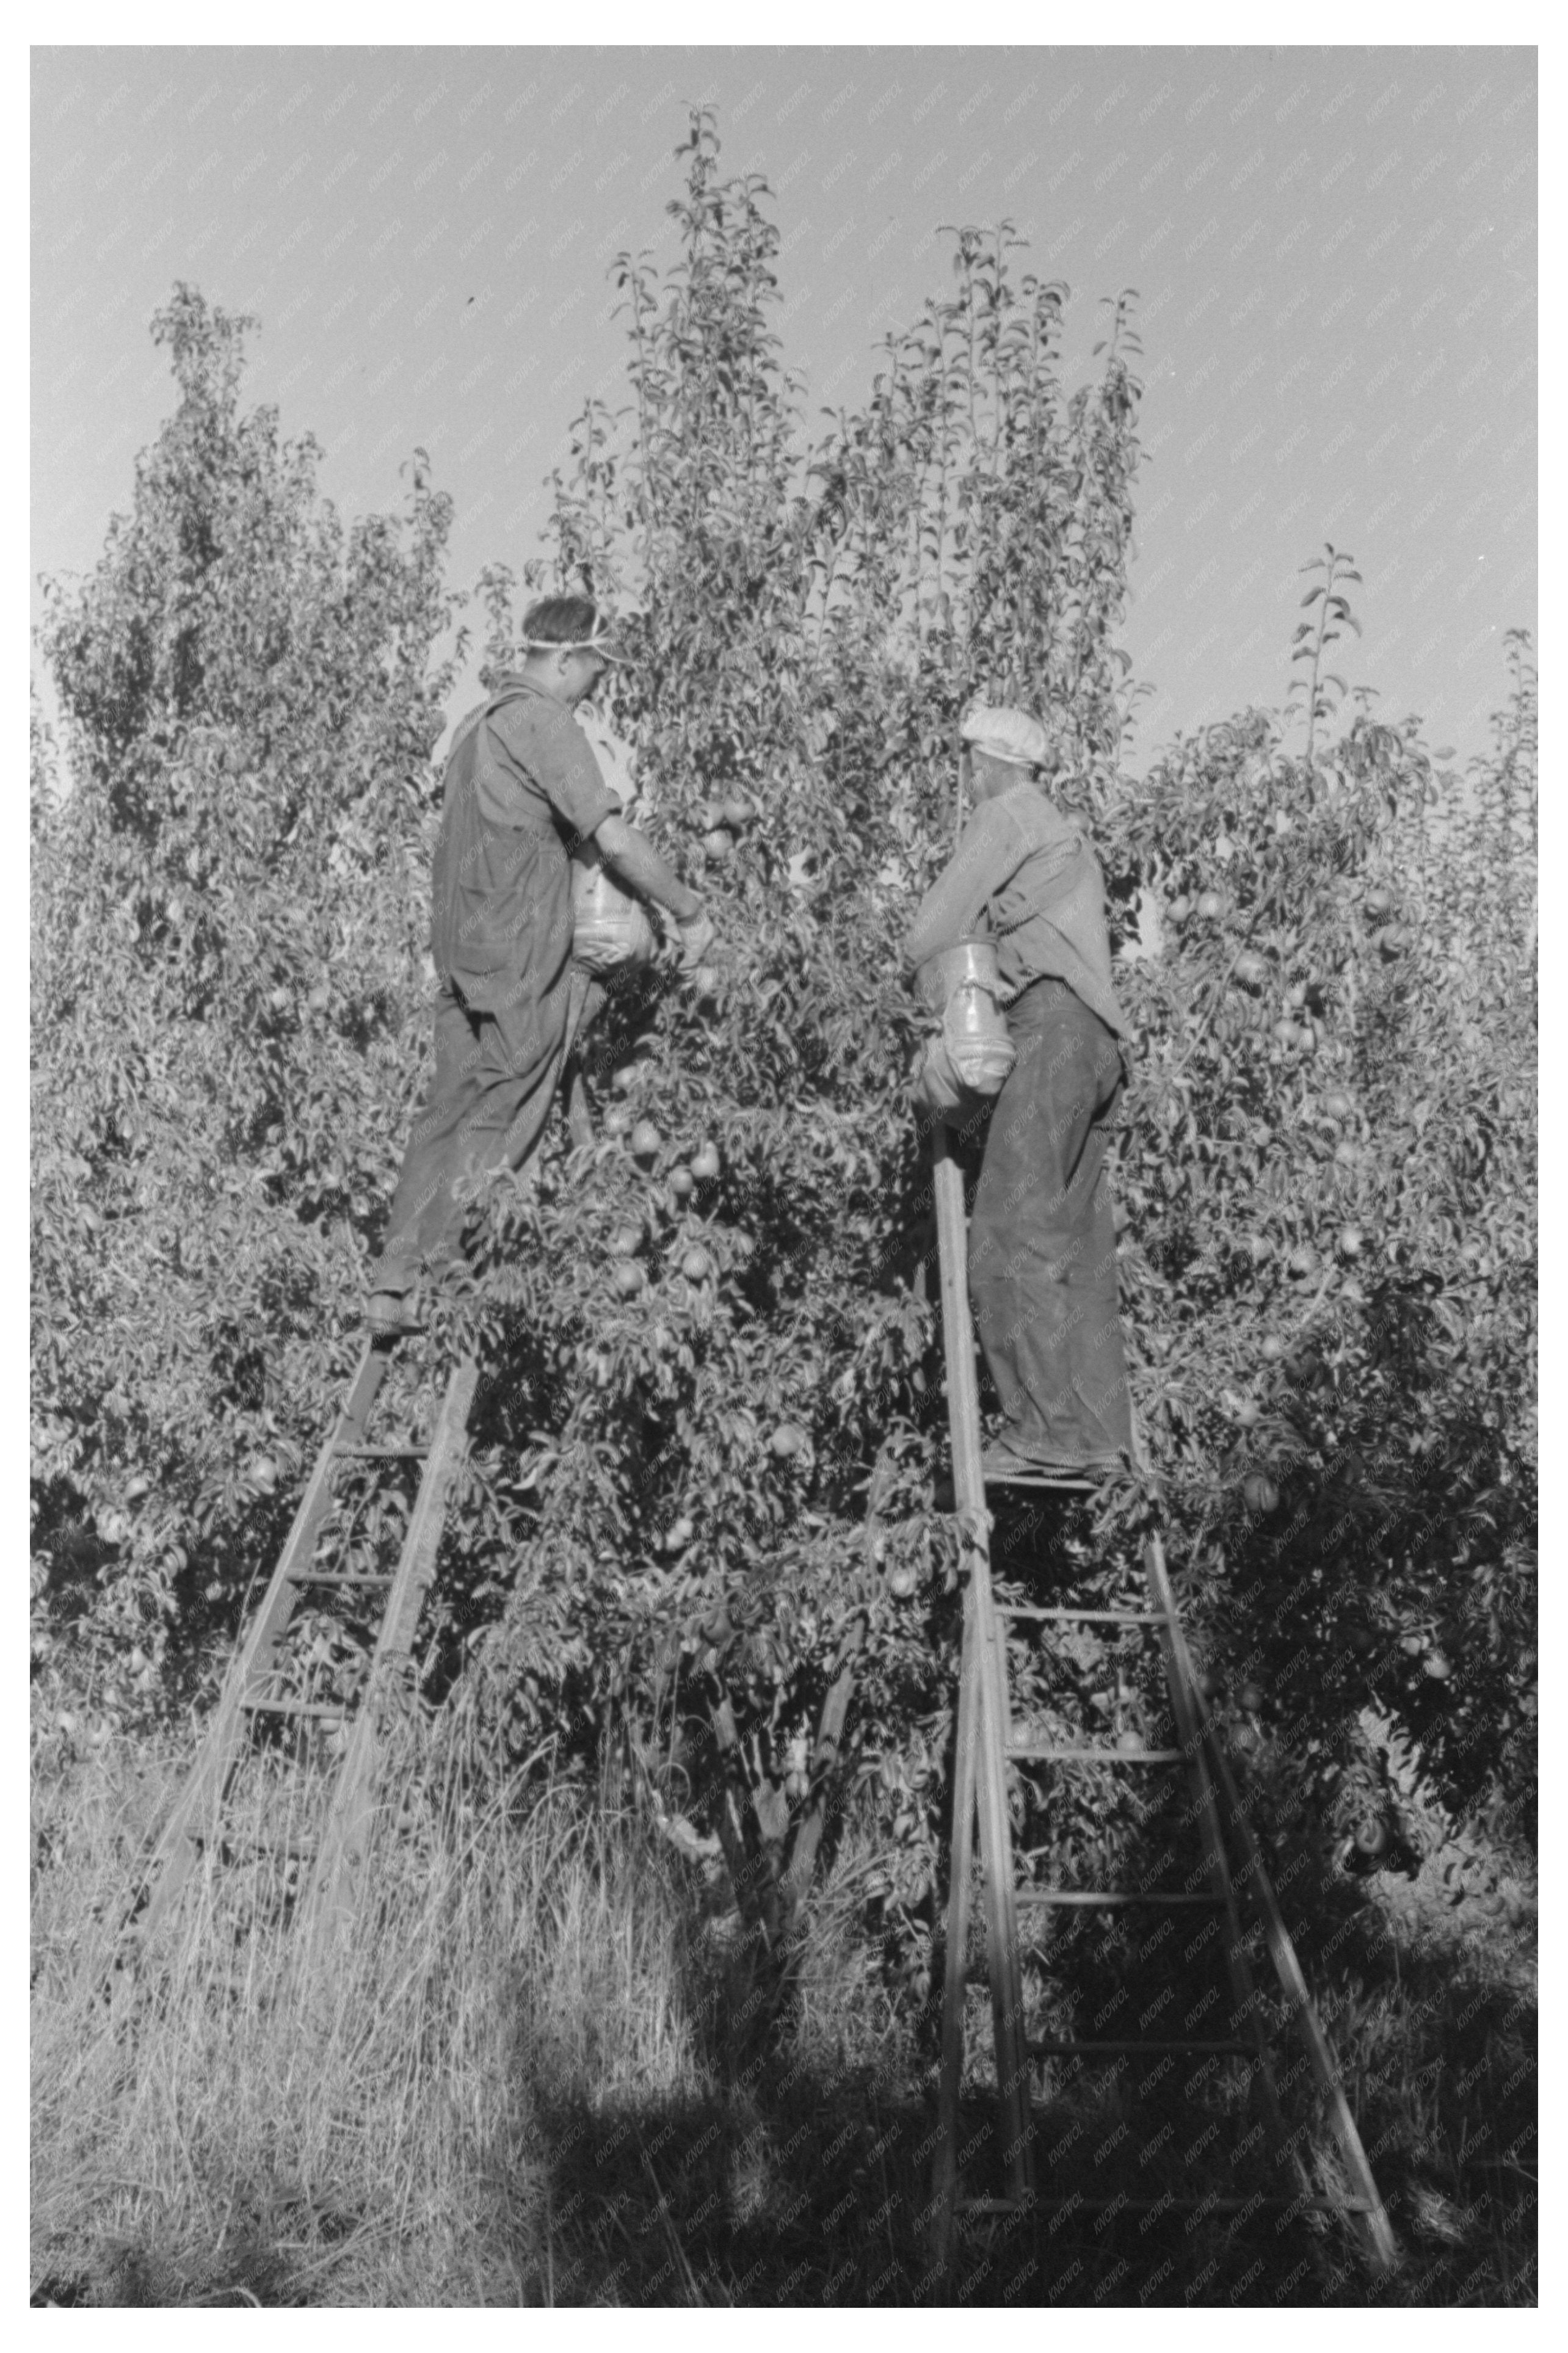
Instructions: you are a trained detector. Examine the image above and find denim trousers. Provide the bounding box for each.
[967,977,1134,1462]
[368,964,586,1295]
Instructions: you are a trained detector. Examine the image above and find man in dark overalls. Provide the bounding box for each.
[902,706,1135,1476]
[366,595,713,1334]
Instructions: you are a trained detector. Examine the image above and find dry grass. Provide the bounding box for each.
[31,1719,1536,2307]
[31,1727,710,2305]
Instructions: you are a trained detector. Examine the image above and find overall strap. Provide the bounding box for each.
[445,684,560,838]
[443,683,531,772]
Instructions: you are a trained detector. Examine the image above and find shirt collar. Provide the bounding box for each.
[496,670,571,711]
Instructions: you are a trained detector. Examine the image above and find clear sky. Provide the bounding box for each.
[31,43,1536,767]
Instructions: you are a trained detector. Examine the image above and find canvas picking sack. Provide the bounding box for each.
[570,711,656,974]
[911,937,1015,1113]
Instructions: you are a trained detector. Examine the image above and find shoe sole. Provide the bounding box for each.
[366,1300,426,1339]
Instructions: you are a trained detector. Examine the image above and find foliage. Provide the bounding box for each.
[32,285,463,1683]
[1288,542,1364,761]
[449,115,1536,1933]
[32,123,1535,1993]
[411,111,1152,1946]
[1108,631,1536,1840]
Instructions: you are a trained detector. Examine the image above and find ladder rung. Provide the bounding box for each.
[1028,2037,1255,2058]
[982,1471,1098,1490]
[1005,2195,1376,2215]
[1017,1888,1225,1908]
[1008,1743,1186,1763]
[242,1697,349,1719]
[997,1605,1170,1625]
[221,1832,319,1861]
[286,1570,397,1587]
[115,1351,482,1954]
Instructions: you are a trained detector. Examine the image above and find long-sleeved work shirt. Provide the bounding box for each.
[901,781,1131,1042]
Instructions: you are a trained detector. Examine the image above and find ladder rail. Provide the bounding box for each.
[127,1343,393,1944]
[118,1034,589,1972]
[302,1357,481,1936]
[926,1122,1396,2281]
[1142,1532,1305,2205]
[930,1123,1033,2258]
[1177,1633,1401,2274]
[932,1562,982,2252]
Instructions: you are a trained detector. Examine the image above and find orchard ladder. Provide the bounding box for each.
[115,965,614,1976]
[925,1117,1397,2281]
[117,1336,479,1965]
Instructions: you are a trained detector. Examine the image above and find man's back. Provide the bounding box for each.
[430,678,618,1011]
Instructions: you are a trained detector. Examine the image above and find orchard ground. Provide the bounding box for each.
[31,1719,1536,2308]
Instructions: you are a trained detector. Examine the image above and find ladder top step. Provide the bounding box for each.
[961,2194,1376,2216]
[220,1832,319,1860]
[1008,1743,1186,1764]
[982,1469,1100,1490]
[1017,1888,1225,1908]
[242,1697,349,1719]
[286,1570,396,1586]
[998,1605,1171,1625]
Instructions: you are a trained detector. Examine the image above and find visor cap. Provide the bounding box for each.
[961,705,1049,768]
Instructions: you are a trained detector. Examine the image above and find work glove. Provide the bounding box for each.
[675,910,717,973]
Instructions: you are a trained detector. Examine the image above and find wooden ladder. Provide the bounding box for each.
[117,1336,479,1965]
[924,1118,1398,2282]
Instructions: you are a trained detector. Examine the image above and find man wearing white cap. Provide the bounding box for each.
[902,706,1134,1476]
[366,593,714,1333]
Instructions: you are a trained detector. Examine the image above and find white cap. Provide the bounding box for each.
[961,705,1049,767]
